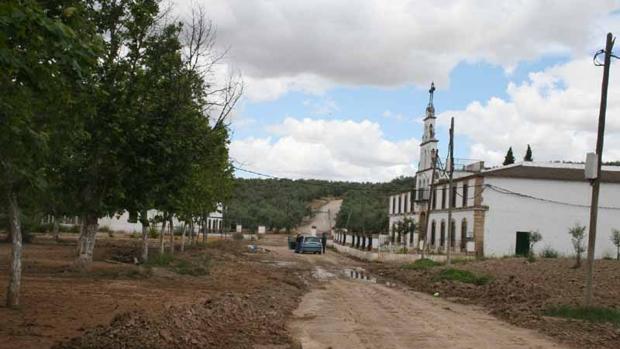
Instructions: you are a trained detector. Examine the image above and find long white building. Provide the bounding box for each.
[388,85,620,258]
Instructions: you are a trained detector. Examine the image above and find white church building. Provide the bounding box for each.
[388,84,620,258]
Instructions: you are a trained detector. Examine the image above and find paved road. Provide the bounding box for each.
[261,236,565,349]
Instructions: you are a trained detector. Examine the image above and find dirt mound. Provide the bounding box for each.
[369,257,620,349]
[55,288,302,349]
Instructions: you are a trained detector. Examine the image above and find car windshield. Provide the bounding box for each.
[304,237,320,243]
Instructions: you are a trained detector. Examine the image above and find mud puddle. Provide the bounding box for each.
[342,268,396,287]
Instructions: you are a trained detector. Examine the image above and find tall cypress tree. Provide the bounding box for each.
[524,144,533,161]
[503,147,515,165]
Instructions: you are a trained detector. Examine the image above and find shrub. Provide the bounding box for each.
[98,225,111,233]
[232,232,244,241]
[146,253,175,267]
[544,305,620,326]
[69,225,81,234]
[540,246,559,258]
[130,232,140,239]
[435,268,492,285]
[148,226,159,239]
[569,223,586,267]
[528,230,542,258]
[401,258,441,270]
[611,229,620,260]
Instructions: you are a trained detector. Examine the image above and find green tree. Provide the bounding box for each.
[0,0,96,306]
[611,229,620,260]
[524,144,533,161]
[62,0,161,268]
[503,147,515,165]
[568,223,586,268]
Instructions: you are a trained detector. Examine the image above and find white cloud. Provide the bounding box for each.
[230,118,419,181]
[438,57,620,165]
[173,0,620,100]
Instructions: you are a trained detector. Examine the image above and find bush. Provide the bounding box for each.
[544,305,620,326]
[98,225,111,233]
[148,226,159,239]
[401,258,441,270]
[435,268,492,285]
[232,232,244,241]
[69,225,80,234]
[146,253,175,267]
[540,246,559,258]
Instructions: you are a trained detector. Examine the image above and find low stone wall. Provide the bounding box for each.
[328,241,449,264]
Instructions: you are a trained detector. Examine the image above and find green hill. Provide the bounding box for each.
[225,176,415,232]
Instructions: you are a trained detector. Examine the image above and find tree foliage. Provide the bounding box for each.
[569,223,586,268]
[503,147,515,165]
[1,0,238,304]
[226,176,415,233]
[524,144,533,162]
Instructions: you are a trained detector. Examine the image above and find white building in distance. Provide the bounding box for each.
[388,84,620,258]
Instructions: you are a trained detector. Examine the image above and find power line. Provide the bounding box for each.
[486,184,620,211]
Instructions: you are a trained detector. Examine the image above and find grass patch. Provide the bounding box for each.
[145,252,210,276]
[401,258,441,270]
[435,268,492,285]
[545,305,620,326]
[173,255,210,276]
[450,257,471,265]
[146,253,175,267]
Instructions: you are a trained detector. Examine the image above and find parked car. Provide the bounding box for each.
[296,236,323,254]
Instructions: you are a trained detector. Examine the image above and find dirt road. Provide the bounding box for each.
[297,199,342,234]
[264,237,565,349]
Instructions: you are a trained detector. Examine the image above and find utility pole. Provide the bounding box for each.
[446,117,455,265]
[585,32,616,306]
[422,149,438,259]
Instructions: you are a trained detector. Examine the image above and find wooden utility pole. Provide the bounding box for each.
[446,117,455,265]
[422,149,438,258]
[585,32,615,306]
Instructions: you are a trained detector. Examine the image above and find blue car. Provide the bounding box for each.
[296,236,323,254]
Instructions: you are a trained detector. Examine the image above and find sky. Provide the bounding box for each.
[172,0,620,182]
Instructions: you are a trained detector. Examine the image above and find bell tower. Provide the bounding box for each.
[415,83,439,209]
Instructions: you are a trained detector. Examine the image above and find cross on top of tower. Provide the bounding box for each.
[428,82,435,105]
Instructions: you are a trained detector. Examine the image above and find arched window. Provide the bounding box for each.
[461,219,468,251]
[440,220,446,247]
[431,220,436,246]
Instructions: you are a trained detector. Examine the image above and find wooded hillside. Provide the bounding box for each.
[225,176,415,232]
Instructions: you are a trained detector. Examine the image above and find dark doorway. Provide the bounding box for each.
[515,232,530,256]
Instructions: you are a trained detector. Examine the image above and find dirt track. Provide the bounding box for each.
[262,241,565,349]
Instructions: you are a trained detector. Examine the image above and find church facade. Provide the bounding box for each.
[388,85,620,258]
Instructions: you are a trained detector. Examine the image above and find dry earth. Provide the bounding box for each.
[1,232,618,349]
[368,257,620,348]
[0,234,310,349]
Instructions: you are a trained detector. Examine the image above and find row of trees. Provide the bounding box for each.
[1,1,239,307]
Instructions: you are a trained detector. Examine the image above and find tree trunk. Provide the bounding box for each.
[75,213,98,270]
[181,222,187,252]
[6,190,22,308]
[575,250,582,268]
[169,217,174,254]
[159,216,166,255]
[202,216,207,243]
[53,215,60,242]
[140,211,149,263]
[617,246,619,261]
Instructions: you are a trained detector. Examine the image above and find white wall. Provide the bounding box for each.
[484,177,620,258]
[97,206,223,233]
